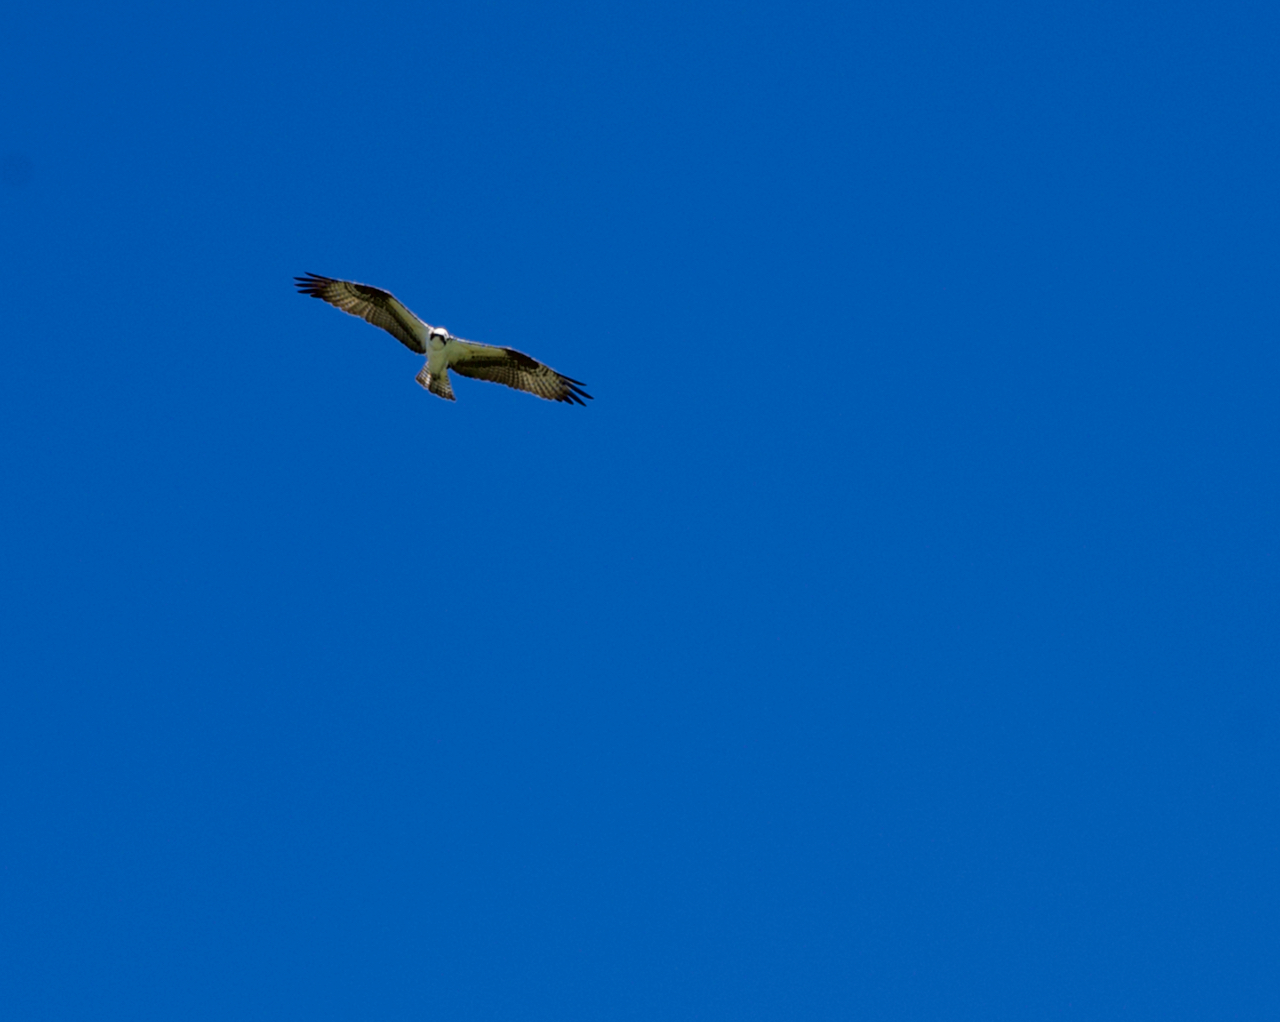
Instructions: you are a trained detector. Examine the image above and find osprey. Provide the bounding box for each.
[294,273,592,405]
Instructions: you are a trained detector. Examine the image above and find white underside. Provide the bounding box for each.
[427,335,490,375]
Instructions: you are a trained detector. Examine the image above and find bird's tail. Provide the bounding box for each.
[415,366,455,401]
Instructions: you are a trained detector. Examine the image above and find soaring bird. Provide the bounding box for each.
[294,273,592,405]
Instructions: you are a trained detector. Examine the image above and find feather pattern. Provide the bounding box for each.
[415,365,456,401]
[294,272,428,354]
[451,342,592,405]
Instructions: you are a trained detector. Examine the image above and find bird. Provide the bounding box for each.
[294,273,592,405]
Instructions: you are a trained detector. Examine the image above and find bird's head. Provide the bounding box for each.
[428,326,450,350]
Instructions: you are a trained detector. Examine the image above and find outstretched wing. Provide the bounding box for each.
[450,341,592,405]
[294,273,429,354]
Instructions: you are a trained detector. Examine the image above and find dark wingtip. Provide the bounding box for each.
[294,272,332,296]
[557,373,592,405]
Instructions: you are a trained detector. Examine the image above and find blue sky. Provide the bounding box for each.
[2,1,1277,1018]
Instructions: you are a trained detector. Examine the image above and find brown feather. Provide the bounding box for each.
[294,273,428,354]
[451,346,592,405]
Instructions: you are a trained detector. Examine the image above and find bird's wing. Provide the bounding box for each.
[294,273,429,354]
[449,341,592,405]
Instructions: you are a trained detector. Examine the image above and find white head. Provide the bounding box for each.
[427,326,450,351]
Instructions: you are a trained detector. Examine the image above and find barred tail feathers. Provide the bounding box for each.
[415,365,456,401]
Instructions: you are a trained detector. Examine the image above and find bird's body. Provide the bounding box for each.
[294,273,591,405]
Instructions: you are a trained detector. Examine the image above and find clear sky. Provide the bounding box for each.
[2,1,1277,1018]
